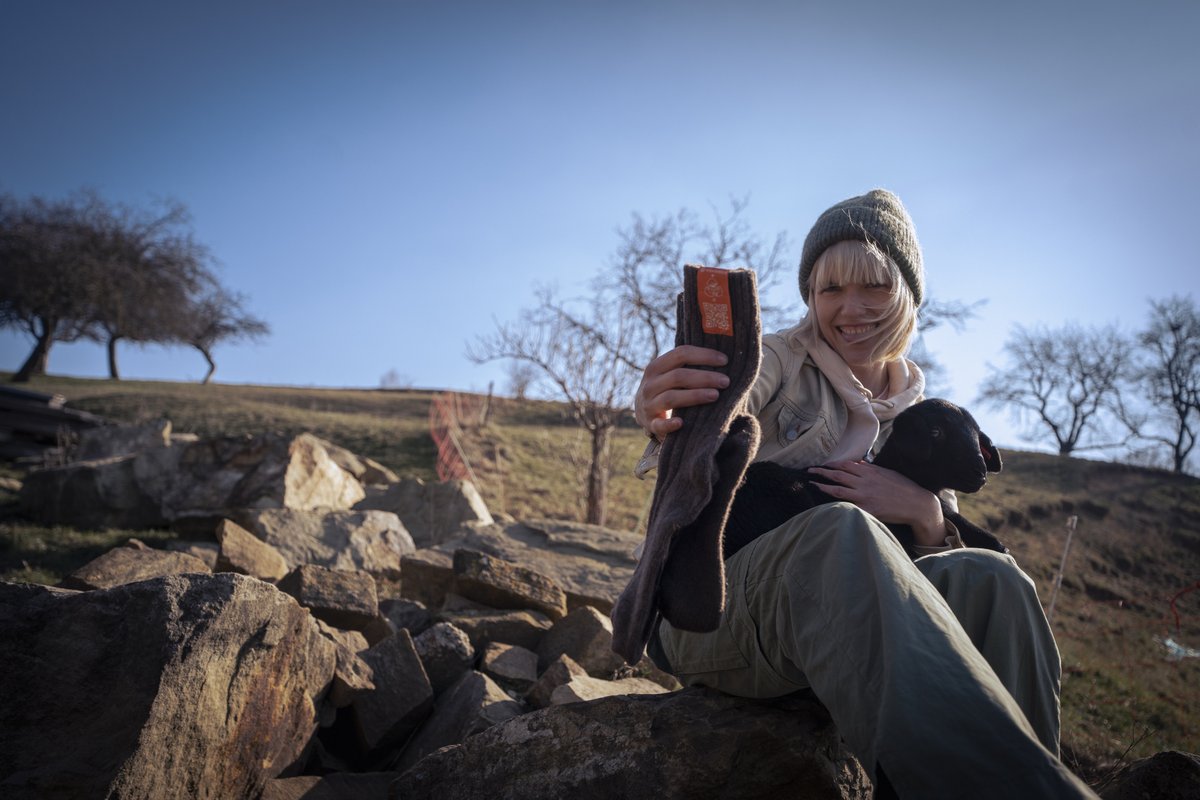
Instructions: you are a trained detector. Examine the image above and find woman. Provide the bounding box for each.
[632,190,1095,798]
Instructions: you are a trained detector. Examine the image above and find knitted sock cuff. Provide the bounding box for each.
[610,266,763,663]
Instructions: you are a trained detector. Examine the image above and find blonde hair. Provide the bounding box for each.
[795,239,918,363]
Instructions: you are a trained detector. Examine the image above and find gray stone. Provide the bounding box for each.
[362,597,432,645]
[163,432,365,515]
[314,620,374,709]
[351,629,434,754]
[479,642,538,694]
[17,432,370,530]
[395,671,524,773]
[0,574,336,800]
[315,436,400,486]
[413,622,476,694]
[165,540,220,569]
[525,653,588,710]
[19,452,174,529]
[452,549,567,621]
[436,608,552,653]
[75,419,171,461]
[355,477,492,547]
[391,687,871,800]
[277,564,379,631]
[428,518,642,615]
[215,518,290,581]
[399,549,455,607]
[549,674,668,704]
[235,508,414,577]
[536,604,623,676]
[59,544,212,591]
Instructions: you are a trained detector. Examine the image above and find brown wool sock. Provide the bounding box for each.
[611,264,762,665]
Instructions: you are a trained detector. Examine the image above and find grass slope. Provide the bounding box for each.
[1,373,1197,777]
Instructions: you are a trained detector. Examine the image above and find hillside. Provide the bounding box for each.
[1,372,1197,780]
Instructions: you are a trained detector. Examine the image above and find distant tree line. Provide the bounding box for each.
[978,295,1200,475]
[0,189,268,384]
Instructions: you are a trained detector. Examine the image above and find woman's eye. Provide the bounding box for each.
[820,284,841,293]
[865,282,889,291]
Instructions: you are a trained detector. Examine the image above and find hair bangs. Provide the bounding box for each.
[804,240,919,363]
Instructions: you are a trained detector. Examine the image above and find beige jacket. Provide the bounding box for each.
[636,327,963,553]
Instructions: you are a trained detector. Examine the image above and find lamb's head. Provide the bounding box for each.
[873,398,1002,494]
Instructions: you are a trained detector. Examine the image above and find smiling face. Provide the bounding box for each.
[806,240,918,370]
[814,278,893,369]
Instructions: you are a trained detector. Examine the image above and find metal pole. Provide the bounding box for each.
[1046,515,1079,623]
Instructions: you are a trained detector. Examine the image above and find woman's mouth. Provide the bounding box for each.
[837,323,878,341]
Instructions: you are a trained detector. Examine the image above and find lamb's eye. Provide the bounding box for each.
[930,427,943,439]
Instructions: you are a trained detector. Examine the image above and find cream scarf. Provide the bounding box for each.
[792,323,926,463]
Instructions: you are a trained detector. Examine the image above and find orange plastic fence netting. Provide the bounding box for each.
[428,392,484,484]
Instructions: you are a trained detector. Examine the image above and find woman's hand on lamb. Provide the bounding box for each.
[808,461,947,547]
[634,345,730,440]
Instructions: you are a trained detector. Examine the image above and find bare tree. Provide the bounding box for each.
[469,198,788,525]
[601,196,790,361]
[1121,296,1200,474]
[978,323,1133,456]
[468,287,640,525]
[178,283,269,384]
[86,199,211,379]
[0,191,107,381]
[506,360,539,400]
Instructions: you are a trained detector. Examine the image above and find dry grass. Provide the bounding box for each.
[2,372,1198,775]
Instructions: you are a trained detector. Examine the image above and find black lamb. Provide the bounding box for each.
[723,398,1008,560]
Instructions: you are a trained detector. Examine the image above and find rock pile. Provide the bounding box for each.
[3,421,1194,799]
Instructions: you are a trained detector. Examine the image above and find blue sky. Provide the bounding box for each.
[2,0,1198,453]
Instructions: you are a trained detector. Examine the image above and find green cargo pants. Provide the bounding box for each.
[659,502,1096,799]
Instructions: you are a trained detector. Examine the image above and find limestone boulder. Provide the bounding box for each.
[163,432,365,517]
[18,449,179,529]
[452,549,567,621]
[215,518,290,581]
[350,630,434,755]
[314,621,375,710]
[436,608,553,653]
[413,622,475,694]
[525,653,588,710]
[395,670,525,773]
[535,605,623,676]
[234,508,414,577]
[355,477,492,547]
[549,674,668,704]
[400,549,455,608]
[479,642,538,694]
[391,687,871,800]
[75,419,172,461]
[18,432,367,530]
[0,574,336,800]
[362,597,432,645]
[315,437,400,486]
[278,564,379,631]
[59,542,212,591]
[429,519,642,614]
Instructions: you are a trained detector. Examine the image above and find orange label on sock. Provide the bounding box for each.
[697,267,733,335]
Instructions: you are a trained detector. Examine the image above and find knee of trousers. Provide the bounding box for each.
[783,501,905,556]
[922,548,1040,604]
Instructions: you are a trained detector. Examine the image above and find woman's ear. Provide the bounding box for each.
[979,432,1003,473]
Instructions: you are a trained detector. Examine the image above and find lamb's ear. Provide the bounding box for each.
[979,432,1003,473]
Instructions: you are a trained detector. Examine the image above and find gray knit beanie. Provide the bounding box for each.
[798,189,924,307]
